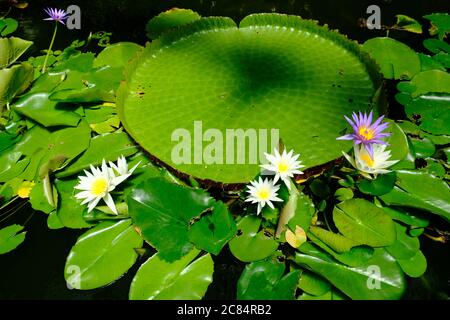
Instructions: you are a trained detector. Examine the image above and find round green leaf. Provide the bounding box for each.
[129,249,213,300]
[362,37,420,80]
[64,219,143,290]
[357,171,396,196]
[334,188,354,201]
[333,198,396,247]
[118,13,380,183]
[0,18,18,36]
[229,215,279,262]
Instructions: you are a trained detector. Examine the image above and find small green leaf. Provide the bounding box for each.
[395,15,422,34]
[397,250,427,278]
[424,13,450,40]
[129,248,213,300]
[0,18,19,36]
[362,37,420,80]
[386,222,420,260]
[298,269,331,296]
[410,137,436,158]
[229,215,278,262]
[237,256,300,300]
[357,172,396,196]
[29,180,54,213]
[334,188,354,201]
[0,224,26,254]
[188,201,237,255]
[55,179,92,229]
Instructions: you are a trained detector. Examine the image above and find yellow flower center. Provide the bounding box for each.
[91,177,109,196]
[360,154,374,167]
[256,188,270,200]
[277,161,289,173]
[358,127,374,140]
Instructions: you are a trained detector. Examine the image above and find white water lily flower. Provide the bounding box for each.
[74,160,121,214]
[245,177,283,214]
[343,144,398,179]
[261,148,304,189]
[109,155,140,177]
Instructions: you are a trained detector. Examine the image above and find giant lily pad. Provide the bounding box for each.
[118,13,380,183]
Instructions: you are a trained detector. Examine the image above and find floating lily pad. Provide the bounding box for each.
[380,170,450,222]
[294,248,405,300]
[118,14,380,183]
[333,199,396,247]
[229,215,279,262]
[64,219,143,290]
[0,224,26,254]
[129,248,213,300]
[237,255,300,300]
[362,37,420,80]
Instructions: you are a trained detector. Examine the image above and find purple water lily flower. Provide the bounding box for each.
[337,111,391,157]
[44,7,69,25]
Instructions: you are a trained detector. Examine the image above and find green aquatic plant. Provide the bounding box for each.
[0,9,449,301]
[118,13,382,183]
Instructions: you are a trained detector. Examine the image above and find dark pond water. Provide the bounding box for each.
[0,0,449,300]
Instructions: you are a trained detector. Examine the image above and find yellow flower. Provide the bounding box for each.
[17,181,35,198]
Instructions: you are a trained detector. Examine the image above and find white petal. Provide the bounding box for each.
[87,197,101,213]
[103,193,118,214]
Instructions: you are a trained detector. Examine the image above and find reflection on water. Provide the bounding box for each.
[0,0,449,300]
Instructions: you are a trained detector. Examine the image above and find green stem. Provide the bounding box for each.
[42,22,58,74]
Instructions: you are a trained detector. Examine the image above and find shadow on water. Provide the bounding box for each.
[0,0,449,299]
